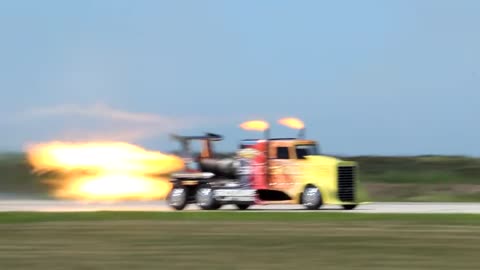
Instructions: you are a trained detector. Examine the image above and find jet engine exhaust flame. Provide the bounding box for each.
[278,117,304,129]
[240,120,269,131]
[26,141,184,201]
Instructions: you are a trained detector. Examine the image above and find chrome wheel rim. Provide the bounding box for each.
[169,188,186,206]
[196,187,212,206]
[303,187,320,206]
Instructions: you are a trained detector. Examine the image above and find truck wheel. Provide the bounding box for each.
[167,185,188,210]
[342,204,357,210]
[196,184,221,210]
[301,185,323,210]
[235,204,250,210]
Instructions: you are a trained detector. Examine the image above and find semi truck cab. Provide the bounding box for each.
[166,121,360,211]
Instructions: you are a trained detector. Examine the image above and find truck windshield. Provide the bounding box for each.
[295,144,318,159]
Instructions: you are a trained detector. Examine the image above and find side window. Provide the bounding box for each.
[276,147,290,159]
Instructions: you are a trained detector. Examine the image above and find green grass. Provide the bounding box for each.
[0,153,50,197]
[0,212,478,269]
[0,211,479,224]
[335,155,480,202]
[349,155,480,184]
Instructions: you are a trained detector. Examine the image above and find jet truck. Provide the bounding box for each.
[166,118,360,210]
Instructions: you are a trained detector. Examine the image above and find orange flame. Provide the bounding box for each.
[240,120,269,131]
[278,117,304,129]
[26,141,184,201]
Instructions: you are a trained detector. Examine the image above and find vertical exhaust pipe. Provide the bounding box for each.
[298,127,306,139]
[239,120,271,186]
[264,127,270,183]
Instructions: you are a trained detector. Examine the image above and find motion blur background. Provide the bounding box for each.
[1,2,479,270]
[0,0,479,202]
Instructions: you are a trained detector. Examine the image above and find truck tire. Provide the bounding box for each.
[196,184,221,210]
[167,185,188,210]
[342,204,357,210]
[235,204,250,210]
[301,185,323,210]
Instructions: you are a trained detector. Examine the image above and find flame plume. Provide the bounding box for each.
[26,141,184,201]
[278,117,304,129]
[240,120,269,131]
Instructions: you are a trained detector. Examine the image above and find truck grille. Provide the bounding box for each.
[337,166,355,202]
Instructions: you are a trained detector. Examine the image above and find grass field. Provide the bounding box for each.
[1,152,480,202]
[352,155,480,202]
[0,212,478,269]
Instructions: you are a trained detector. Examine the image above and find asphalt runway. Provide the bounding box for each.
[0,199,479,213]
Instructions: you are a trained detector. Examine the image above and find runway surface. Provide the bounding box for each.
[0,199,479,213]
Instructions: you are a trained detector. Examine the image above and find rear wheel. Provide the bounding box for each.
[167,185,188,210]
[342,204,357,210]
[196,184,221,210]
[301,185,323,210]
[235,204,250,210]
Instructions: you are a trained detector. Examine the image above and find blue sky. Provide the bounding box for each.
[0,0,479,155]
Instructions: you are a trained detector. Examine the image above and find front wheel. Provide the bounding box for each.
[167,185,188,210]
[301,185,323,210]
[196,184,221,210]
